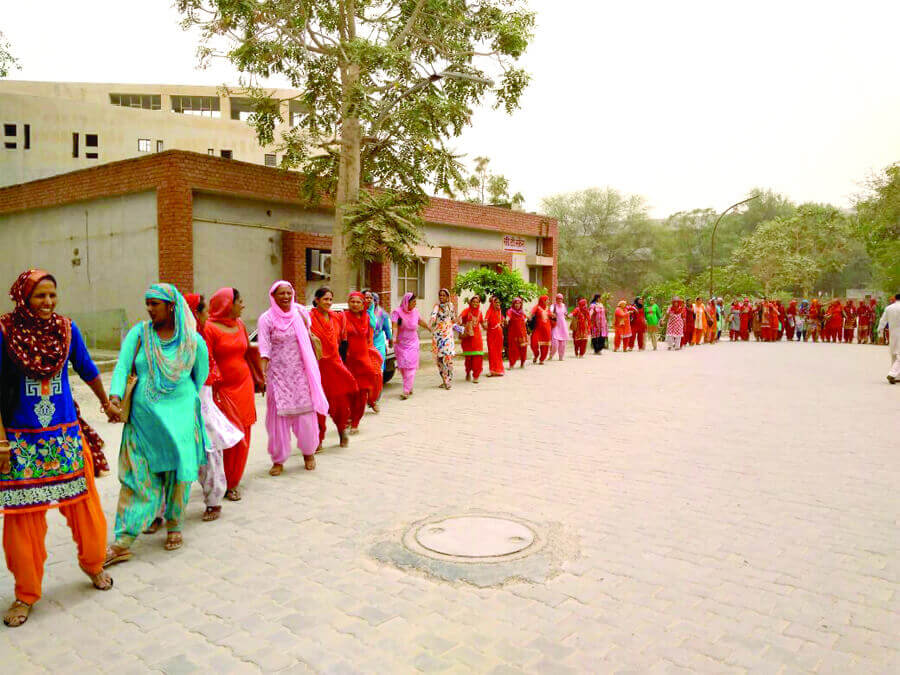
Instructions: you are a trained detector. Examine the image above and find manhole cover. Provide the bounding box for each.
[414,516,535,558]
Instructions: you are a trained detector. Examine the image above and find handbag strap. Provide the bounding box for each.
[130,333,141,377]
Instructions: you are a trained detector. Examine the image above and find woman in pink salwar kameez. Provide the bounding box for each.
[390,292,430,399]
[549,293,569,360]
[257,281,329,475]
[588,294,608,354]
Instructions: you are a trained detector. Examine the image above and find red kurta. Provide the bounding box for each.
[484,305,505,375]
[342,310,383,402]
[506,308,528,367]
[310,308,357,435]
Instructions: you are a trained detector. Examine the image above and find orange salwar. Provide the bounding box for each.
[3,445,106,605]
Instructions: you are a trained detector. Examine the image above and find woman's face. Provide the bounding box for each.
[318,292,333,311]
[491,297,500,309]
[231,293,245,319]
[273,285,293,311]
[408,297,417,310]
[364,291,374,306]
[439,290,450,303]
[349,295,364,313]
[146,298,172,326]
[469,296,481,310]
[28,279,58,319]
[198,306,209,325]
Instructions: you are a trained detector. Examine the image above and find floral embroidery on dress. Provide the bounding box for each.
[25,372,62,427]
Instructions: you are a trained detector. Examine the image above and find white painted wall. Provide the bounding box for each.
[0,191,159,330]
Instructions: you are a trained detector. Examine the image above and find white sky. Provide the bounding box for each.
[4,0,899,217]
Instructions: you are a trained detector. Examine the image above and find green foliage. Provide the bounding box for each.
[463,155,524,207]
[0,31,19,78]
[177,0,534,202]
[728,203,854,294]
[342,189,425,267]
[855,163,900,291]
[452,265,543,311]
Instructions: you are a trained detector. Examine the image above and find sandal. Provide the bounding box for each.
[304,455,316,471]
[269,463,283,476]
[143,517,164,535]
[339,431,349,448]
[349,427,360,435]
[315,444,322,454]
[400,393,408,400]
[103,545,132,568]
[370,401,380,413]
[83,567,113,591]
[224,488,241,501]
[164,532,183,551]
[3,600,31,628]
[202,506,221,522]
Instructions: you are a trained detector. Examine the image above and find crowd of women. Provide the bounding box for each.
[0,268,894,627]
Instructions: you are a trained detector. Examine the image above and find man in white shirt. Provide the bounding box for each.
[876,293,900,383]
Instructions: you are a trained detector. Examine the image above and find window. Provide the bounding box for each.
[536,237,546,256]
[229,97,255,121]
[397,260,424,297]
[289,100,306,127]
[109,93,161,110]
[306,249,332,281]
[207,148,214,155]
[137,138,151,153]
[156,140,164,152]
[72,132,79,158]
[85,134,98,159]
[264,153,277,167]
[528,266,542,286]
[220,149,232,159]
[24,124,30,150]
[170,95,221,118]
[3,123,14,150]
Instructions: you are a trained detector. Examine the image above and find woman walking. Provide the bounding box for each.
[364,291,393,374]
[530,295,552,364]
[570,298,590,357]
[549,294,569,360]
[430,289,457,388]
[105,283,208,565]
[258,281,329,475]
[205,288,256,502]
[589,294,608,354]
[631,297,647,350]
[458,295,485,383]
[391,292,429,399]
[506,297,529,368]
[344,292,383,428]
[1,270,114,627]
[185,294,238,522]
[613,300,632,352]
[484,296,506,377]
[665,297,686,350]
[310,287,356,447]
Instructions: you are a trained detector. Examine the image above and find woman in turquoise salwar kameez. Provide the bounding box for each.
[104,283,208,565]
[364,291,392,376]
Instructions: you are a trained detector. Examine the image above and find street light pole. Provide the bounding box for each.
[709,194,761,298]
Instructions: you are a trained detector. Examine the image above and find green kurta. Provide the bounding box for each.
[111,323,209,482]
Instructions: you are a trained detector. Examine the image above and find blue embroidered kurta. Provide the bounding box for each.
[0,322,98,513]
[369,308,392,373]
[110,323,209,483]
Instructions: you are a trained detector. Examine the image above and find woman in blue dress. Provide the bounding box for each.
[363,290,392,375]
[0,269,115,628]
[104,283,208,565]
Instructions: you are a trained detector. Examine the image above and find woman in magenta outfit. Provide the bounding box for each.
[390,292,430,399]
[257,281,328,475]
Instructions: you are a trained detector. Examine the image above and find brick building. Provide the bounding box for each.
[0,151,557,347]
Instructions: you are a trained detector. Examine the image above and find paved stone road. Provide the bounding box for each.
[3,341,898,673]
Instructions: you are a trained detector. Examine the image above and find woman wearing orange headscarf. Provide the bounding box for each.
[484,296,505,377]
[613,300,631,352]
[310,287,356,447]
[691,297,707,345]
[205,288,257,502]
[506,297,528,368]
[529,295,552,364]
[570,298,590,357]
[343,292,383,432]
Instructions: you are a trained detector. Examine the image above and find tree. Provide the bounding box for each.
[452,264,542,311]
[464,155,524,208]
[542,188,655,297]
[178,0,534,296]
[855,163,900,291]
[728,204,854,295]
[0,31,20,78]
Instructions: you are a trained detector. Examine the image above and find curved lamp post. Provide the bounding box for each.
[709,194,761,297]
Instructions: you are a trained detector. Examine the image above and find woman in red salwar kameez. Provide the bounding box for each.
[205,288,257,502]
[506,297,528,369]
[484,296,505,377]
[570,298,590,357]
[343,292,382,432]
[529,295,552,364]
[310,287,357,448]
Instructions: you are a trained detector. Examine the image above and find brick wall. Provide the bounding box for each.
[439,246,515,302]
[282,232,333,303]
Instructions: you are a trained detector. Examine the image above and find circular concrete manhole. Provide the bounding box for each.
[407,516,538,562]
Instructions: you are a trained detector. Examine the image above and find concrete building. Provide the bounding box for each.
[0,151,557,348]
[0,80,306,187]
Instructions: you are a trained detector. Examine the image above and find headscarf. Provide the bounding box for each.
[393,292,417,325]
[0,269,72,380]
[508,297,526,319]
[262,281,328,415]
[485,296,503,329]
[345,291,371,337]
[208,288,238,327]
[368,291,388,332]
[555,293,565,306]
[537,295,549,309]
[617,300,627,308]
[184,293,202,322]
[574,298,590,333]
[433,288,454,323]
[142,283,198,401]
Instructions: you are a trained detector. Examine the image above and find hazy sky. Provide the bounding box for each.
[4,1,899,216]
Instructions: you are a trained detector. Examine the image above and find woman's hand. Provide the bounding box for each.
[0,439,11,474]
[103,400,123,423]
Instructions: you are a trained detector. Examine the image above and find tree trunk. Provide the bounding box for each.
[332,62,362,299]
